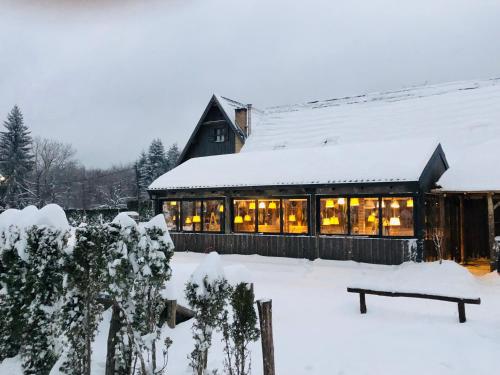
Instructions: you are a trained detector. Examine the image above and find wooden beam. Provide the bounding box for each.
[459,195,465,263]
[487,193,496,271]
[257,300,275,375]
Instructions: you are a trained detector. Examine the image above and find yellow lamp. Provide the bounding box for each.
[365,200,376,209]
[330,216,340,225]
[350,198,360,206]
[244,214,252,222]
[288,214,296,222]
[367,213,376,223]
[390,200,400,209]
[389,217,401,226]
[326,199,335,208]
[406,198,414,208]
[170,201,177,206]
[234,215,243,224]
[192,215,201,223]
[322,217,331,226]
[258,201,266,209]
[185,217,192,224]
[338,197,345,205]
[219,205,224,213]
[249,202,256,210]
[383,218,389,227]
[268,201,277,209]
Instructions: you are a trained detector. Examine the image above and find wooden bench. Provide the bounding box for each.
[347,287,481,323]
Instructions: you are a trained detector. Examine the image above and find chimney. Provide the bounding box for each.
[235,104,252,137]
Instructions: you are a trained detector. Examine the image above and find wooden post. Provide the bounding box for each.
[459,195,465,264]
[257,299,275,375]
[105,304,121,375]
[438,195,448,259]
[166,299,177,329]
[457,302,466,323]
[360,293,367,314]
[486,193,496,271]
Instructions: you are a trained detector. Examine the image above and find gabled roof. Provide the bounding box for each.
[149,139,443,191]
[177,94,247,164]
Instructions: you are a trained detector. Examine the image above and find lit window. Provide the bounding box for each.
[283,198,308,234]
[257,199,281,233]
[203,200,224,232]
[182,201,202,232]
[382,197,414,237]
[233,199,256,232]
[320,198,347,234]
[349,197,379,236]
[162,201,179,231]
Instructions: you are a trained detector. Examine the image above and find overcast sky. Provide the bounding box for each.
[1,0,499,167]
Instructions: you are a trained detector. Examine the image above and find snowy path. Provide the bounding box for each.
[2,253,500,374]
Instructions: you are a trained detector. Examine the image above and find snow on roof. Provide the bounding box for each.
[149,138,440,190]
[215,95,246,127]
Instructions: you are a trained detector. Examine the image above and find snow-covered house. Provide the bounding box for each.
[149,78,500,267]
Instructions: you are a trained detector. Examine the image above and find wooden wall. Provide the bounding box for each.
[170,233,412,265]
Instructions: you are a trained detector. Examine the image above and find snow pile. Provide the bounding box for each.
[348,260,480,299]
[189,251,226,296]
[112,211,137,227]
[0,204,69,232]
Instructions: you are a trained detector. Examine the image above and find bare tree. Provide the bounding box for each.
[432,228,445,264]
[29,137,77,206]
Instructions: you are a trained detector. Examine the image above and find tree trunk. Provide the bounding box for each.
[105,304,121,375]
[257,300,275,375]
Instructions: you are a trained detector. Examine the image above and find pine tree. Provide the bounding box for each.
[21,223,69,374]
[0,106,34,208]
[148,139,168,181]
[60,223,108,375]
[166,143,180,170]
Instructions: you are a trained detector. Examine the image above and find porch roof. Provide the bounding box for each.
[149,139,441,191]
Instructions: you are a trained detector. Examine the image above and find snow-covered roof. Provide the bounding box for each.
[240,78,500,192]
[149,138,440,190]
[155,77,500,192]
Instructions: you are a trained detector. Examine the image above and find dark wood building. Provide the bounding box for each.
[150,80,500,268]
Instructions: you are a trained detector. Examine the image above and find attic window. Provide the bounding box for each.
[213,127,226,143]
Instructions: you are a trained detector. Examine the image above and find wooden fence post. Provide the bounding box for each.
[166,299,177,329]
[257,299,275,375]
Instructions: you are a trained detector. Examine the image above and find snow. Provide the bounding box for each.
[112,212,137,228]
[189,251,225,296]
[348,260,479,299]
[2,252,500,375]
[34,204,69,230]
[149,138,440,190]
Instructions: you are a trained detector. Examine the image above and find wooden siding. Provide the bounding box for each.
[170,233,412,265]
[181,105,239,162]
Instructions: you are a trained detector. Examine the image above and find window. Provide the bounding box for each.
[233,199,256,232]
[257,199,281,233]
[162,201,180,231]
[349,197,379,236]
[213,127,226,143]
[283,198,308,234]
[382,197,414,237]
[182,201,202,232]
[319,197,347,234]
[203,200,224,232]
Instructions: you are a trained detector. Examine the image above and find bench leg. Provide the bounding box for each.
[360,293,367,314]
[458,302,466,323]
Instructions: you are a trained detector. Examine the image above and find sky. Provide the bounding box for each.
[0,0,499,167]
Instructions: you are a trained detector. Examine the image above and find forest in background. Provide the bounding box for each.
[0,105,180,213]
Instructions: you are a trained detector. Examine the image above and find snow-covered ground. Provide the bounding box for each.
[2,253,500,375]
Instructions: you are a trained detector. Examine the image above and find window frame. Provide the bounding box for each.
[231,196,311,236]
[161,198,225,234]
[316,194,417,239]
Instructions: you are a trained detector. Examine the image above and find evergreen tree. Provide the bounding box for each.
[222,284,260,375]
[60,223,108,375]
[185,252,230,375]
[148,139,168,182]
[0,218,29,361]
[0,106,34,208]
[21,222,69,374]
[166,143,180,170]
